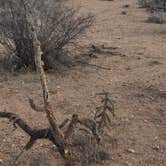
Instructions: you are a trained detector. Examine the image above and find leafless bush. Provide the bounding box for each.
[71,131,111,166]
[138,0,166,23]
[0,0,94,71]
[138,0,166,9]
[147,10,166,23]
[138,0,151,8]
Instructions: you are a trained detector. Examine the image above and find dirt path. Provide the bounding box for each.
[0,0,166,165]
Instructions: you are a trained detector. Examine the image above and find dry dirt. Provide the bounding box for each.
[0,0,166,165]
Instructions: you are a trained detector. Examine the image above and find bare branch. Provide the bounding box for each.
[0,111,53,143]
[29,98,45,112]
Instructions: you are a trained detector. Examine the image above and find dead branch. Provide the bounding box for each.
[0,111,102,165]
[31,29,73,163]
[76,60,111,70]
[29,98,45,112]
[0,112,53,148]
[86,44,126,57]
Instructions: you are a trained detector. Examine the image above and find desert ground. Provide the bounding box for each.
[0,0,166,165]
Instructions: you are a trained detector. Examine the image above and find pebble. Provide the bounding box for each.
[127,148,136,153]
[154,136,158,140]
[143,119,148,123]
[57,86,61,89]
[153,145,160,151]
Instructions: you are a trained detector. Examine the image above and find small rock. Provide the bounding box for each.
[123,118,129,122]
[152,145,160,151]
[127,148,136,153]
[52,145,56,148]
[76,103,80,107]
[57,85,61,89]
[143,119,148,123]
[154,136,158,140]
[0,159,3,164]
[131,115,134,118]
[121,11,127,15]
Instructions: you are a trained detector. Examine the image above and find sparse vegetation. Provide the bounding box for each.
[0,30,114,165]
[0,0,166,165]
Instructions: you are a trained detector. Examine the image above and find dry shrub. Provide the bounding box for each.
[138,0,151,7]
[138,0,166,9]
[0,0,94,71]
[70,130,111,166]
[146,10,166,23]
[138,0,166,23]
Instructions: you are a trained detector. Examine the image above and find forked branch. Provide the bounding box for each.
[0,112,53,149]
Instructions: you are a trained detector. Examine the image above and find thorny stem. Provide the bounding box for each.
[31,28,79,165]
[32,29,49,106]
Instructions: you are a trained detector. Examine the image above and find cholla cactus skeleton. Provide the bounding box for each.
[95,91,115,131]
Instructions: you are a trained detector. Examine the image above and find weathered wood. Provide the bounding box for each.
[31,29,75,165]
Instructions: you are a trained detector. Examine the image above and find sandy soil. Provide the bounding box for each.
[0,0,166,165]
